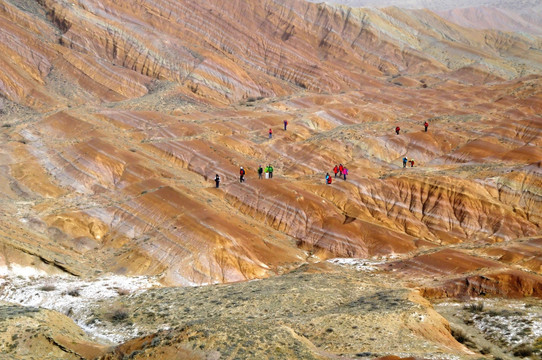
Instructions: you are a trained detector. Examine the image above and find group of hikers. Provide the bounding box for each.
[325,164,348,184]
[214,119,431,188]
[217,163,348,187]
[215,165,275,187]
[395,121,429,135]
[395,121,429,167]
[257,165,274,179]
[402,157,415,168]
[215,120,284,187]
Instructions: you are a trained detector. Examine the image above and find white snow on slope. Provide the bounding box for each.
[327,256,398,271]
[0,265,160,343]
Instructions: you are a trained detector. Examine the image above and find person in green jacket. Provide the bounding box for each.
[268,164,274,178]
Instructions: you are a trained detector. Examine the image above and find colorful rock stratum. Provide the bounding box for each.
[0,0,541,359]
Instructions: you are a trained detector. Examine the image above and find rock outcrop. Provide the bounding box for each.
[0,302,107,359]
[94,266,471,359]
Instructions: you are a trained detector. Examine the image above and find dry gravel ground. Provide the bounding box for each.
[1,263,541,359]
[91,263,472,360]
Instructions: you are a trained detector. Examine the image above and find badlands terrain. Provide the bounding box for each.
[309,0,542,35]
[0,0,541,358]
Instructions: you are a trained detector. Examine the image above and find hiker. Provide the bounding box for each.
[239,167,246,183]
[268,164,274,178]
[395,126,400,135]
[269,128,272,139]
[214,174,220,188]
[402,157,408,168]
[333,165,339,178]
[339,164,344,176]
[410,159,415,167]
[342,167,348,180]
[424,121,428,132]
[258,165,263,179]
[325,173,332,184]
[283,120,288,130]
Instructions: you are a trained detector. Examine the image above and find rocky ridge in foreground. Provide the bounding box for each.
[0,264,472,359]
[2,263,540,359]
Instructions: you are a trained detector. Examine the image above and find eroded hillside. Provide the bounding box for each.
[1,0,541,286]
[0,0,541,358]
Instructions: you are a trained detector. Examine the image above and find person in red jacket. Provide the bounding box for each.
[424,121,428,132]
[339,164,344,176]
[239,167,246,182]
[333,165,339,178]
[269,128,272,139]
[395,126,400,135]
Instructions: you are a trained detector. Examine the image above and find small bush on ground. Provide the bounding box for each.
[110,309,129,323]
[67,289,80,297]
[452,328,467,344]
[464,302,484,313]
[40,285,56,292]
[512,344,533,357]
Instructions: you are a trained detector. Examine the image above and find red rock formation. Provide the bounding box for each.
[421,270,542,298]
[0,0,541,293]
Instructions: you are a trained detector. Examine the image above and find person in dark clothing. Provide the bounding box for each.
[240,167,245,182]
[403,157,408,168]
[215,174,220,188]
[395,126,400,135]
[424,121,428,132]
[284,120,288,130]
[258,165,263,179]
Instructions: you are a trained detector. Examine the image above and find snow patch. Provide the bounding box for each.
[0,265,49,278]
[327,257,386,271]
[473,310,542,347]
[437,299,542,348]
[0,270,161,344]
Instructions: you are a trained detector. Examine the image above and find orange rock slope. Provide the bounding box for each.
[0,0,541,293]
